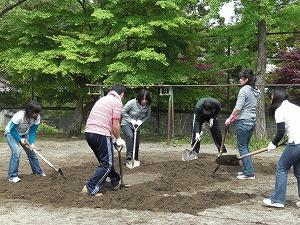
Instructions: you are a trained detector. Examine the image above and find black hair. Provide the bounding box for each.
[136,88,151,105]
[110,84,126,95]
[24,100,42,120]
[239,69,256,88]
[269,87,288,117]
[203,100,213,111]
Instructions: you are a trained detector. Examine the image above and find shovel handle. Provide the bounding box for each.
[31,148,58,172]
[237,139,288,160]
[238,147,268,160]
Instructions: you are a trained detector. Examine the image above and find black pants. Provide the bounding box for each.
[121,124,141,160]
[192,118,226,154]
[85,132,120,195]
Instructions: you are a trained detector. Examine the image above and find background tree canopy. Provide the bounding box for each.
[0,0,299,136]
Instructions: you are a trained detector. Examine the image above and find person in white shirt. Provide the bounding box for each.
[263,87,300,208]
[5,100,45,183]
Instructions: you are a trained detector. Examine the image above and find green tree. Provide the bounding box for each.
[0,0,205,135]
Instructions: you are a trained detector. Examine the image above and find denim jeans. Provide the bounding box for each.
[121,124,141,160]
[5,133,44,178]
[235,118,256,175]
[85,132,120,195]
[271,143,300,204]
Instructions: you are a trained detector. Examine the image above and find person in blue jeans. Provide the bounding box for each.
[4,100,45,183]
[263,87,300,208]
[225,69,260,180]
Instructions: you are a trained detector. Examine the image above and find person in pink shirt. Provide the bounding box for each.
[81,84,126,196]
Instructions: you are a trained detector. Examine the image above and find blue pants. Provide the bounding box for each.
[85,132,120,195]
[236,118,256,175]
[5,133,44,178]
[271,143,300,204]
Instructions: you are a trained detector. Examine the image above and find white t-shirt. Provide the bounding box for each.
[5,110,41,135]
[275,100,300,144]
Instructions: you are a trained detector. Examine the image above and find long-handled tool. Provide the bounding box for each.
[25,145,65,177]
[182,131,203,161]
[126,124,140,169]
[114,145,130,189]
[213,126,228,173]
[215,139,288,167]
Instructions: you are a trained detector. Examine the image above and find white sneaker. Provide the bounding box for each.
[296,201,300,208]
[237,171,244,176]
[237,174,255,180]
[262,198,284,208]
[8,177,21,183]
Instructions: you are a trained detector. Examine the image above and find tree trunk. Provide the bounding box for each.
[0,0,28,17]
[255,19,267,139]
[68,96,84,137]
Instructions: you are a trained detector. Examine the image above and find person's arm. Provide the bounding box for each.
[121,100,132,120]
[28,124,39,145]
[141,105,151,123]
[272,122,285,146]
[7,122,22,142]
[193,110,201,133]
[112,118,121,139]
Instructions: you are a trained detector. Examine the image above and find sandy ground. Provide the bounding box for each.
[0,137,299,225]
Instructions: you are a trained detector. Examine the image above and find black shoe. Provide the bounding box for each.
[126,157,132,161]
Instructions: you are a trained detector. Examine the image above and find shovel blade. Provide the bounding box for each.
[126,160,140,169]
[58,168,65,178]
[182,149,198,161]
[215,154,240,166]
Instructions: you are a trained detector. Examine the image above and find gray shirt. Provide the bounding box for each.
[121,99,151,126]
[235,85,260,120]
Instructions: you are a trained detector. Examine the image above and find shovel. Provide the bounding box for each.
[212,126,229,173]
[114,145,130,189]
[215,139,288,167]
[126,124,140,169]
[182,131,203,161]
[24,144,65,178]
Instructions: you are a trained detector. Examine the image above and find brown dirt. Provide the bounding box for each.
[0,149,277,215]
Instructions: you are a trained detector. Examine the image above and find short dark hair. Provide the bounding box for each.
[25,100,42,119]
[110,84,126,95]
[269,87,288,117]
[203,100,213,111]
[239,69,256,88]
[136,88,151,105]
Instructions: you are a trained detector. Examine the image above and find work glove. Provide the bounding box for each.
[115,137,125,147]
[195,132,200,141]
[136,120,143,126]
[225,114,237,126]
[209,118,214,128]
[130,119,137,126]
[267,142,277,151]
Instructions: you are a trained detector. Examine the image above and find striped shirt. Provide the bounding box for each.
[85,91,123,136]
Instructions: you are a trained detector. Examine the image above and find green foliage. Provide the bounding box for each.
[38,122,62,134]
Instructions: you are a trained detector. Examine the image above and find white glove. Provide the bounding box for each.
[115,138,125,147]
[209,118,214,128]
[195,132,200,140]
[130,119,137,126]
[136,120,143,126]
[267,142,277,151]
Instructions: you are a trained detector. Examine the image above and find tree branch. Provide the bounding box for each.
[0,0,28,18]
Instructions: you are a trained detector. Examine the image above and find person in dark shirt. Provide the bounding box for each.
[191,97,227,159]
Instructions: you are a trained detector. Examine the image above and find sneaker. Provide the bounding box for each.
[237,171,245,176]
[263,198,284,208]
[8,177,21,183]
[81,185,103,197]
[236,174,255,180]
[296,201,300,208]
[40,173,46,177]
